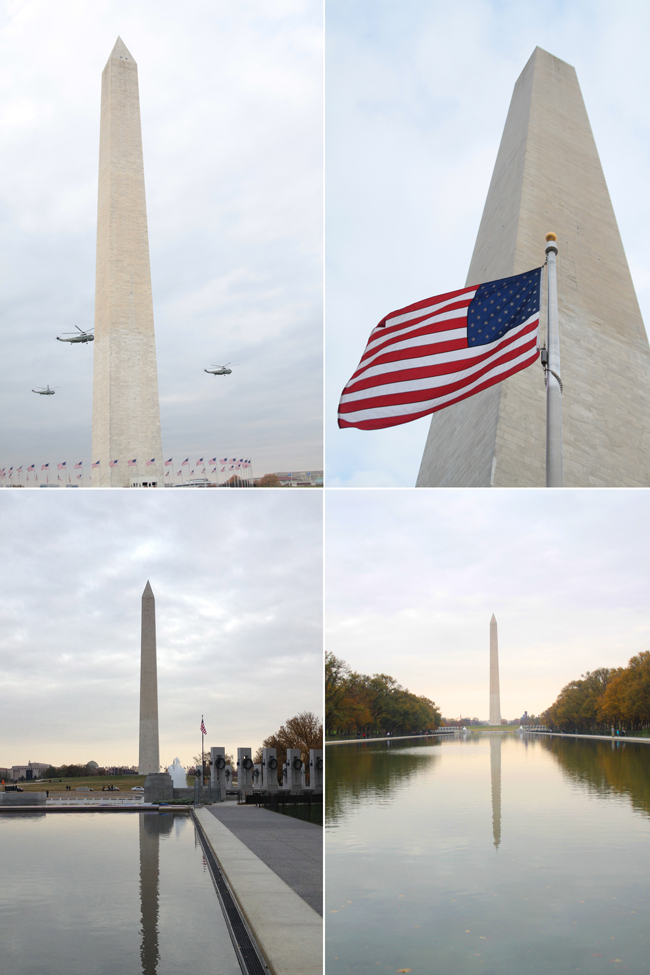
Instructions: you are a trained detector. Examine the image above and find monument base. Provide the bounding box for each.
[143,773,173,803]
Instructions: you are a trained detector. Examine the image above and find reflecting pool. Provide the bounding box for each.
[0,812,240,975]
[326,734,650,975]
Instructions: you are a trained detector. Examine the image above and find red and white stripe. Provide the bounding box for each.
[338,286,539,430]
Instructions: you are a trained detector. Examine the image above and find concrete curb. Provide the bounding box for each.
[195,807,322,975]
[523,731,650,744]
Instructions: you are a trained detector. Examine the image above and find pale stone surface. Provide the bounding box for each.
[196,808,322,975]
[91,38,163,488]
[417,47,650,487]
[489,614,501,726]
[139,580,160,775]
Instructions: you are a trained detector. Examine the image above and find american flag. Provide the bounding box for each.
[200,719,207,735]
[338,267,542,430]
[165,471,170,476]
[57,462,66,470]
[219,457,227,463]
[74,462,82,469]
[181,458,189,466]
[146,458,155,466]
[165,458,172,466]
[209,457,217,463]
[109,459,118,467]
[27,464,35,472]
[92,460,100,468]
[41,463,49,471]
[196,457,203,464]
[127,459,137,467]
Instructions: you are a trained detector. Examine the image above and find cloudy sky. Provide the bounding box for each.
[0,490,322,768]
[0,0,322,478]
[325,490,650,721]
[326,0,650,486]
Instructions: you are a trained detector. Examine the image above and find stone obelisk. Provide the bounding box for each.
[139,582,173,801]
[91,38,164,488]
[139,581,159,774]
[417,47,650,487]
[489,614,501,726]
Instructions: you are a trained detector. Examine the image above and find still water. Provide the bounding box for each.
[326,734,650,975]
[0,812,240,975]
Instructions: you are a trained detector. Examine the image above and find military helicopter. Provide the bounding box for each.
[57,327,94,344]
[204,363,233,376]
[32,386,58,396]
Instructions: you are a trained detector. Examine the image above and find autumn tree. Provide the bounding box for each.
[253,712,323,778]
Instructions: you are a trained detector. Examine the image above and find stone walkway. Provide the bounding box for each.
[205,800,322,915]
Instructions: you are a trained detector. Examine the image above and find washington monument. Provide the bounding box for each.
[139,581,159,775]
[489,614,501,726]
[417,47,650,487]
[91,39,164,488]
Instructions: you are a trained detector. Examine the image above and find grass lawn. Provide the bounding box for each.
[10,775,146,794]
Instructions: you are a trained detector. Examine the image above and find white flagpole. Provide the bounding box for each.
[544,232,563,487]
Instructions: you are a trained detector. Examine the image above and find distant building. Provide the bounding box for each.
[268,471,323,487]
[11,762,51,781]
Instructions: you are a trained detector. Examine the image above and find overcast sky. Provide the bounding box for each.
[0,0,322,478]
[325,490,650,722]
[326,0,650,486]
[0,490,322,768]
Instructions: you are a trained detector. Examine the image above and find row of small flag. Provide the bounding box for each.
[1,457,253,478]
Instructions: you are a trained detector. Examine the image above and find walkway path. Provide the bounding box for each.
[205,800,322,915]
[195,802,322,975]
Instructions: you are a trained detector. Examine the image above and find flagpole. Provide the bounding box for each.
[201,714,205,786]
[544,232,563,487]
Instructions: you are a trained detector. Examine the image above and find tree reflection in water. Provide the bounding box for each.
[326,738,442,826]
[539,735,650,818]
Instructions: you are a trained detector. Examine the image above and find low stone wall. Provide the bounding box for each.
[0,792,46,805]
[172,787,222,802]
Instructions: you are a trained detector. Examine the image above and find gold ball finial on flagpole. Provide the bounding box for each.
[545,232,557,241]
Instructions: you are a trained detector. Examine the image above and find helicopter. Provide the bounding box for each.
[32,386,58,395]
[57,327,94,344]
[204,363,233,376]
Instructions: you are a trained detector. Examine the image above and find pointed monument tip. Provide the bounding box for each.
[491,614,496,621]
[143,580,154,597]
[109,36,135,63]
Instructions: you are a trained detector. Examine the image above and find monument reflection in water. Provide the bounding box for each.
[139,813,172,975]
[0,812,240,975]
[326,734,650,975]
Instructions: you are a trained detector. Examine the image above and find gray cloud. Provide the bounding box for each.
[0,489,323,767]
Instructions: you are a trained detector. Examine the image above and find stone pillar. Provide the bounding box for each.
[283,749,303,793]
[139,581,159,775]
[91,38,163,488]
[489,614,501,726]
[210,746,227,791]
[309,749,323,793]
[237,748,254,795]
[417,47,650,487]
[262,747,279,792]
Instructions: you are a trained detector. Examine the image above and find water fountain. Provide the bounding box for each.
[167,757,187,788]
